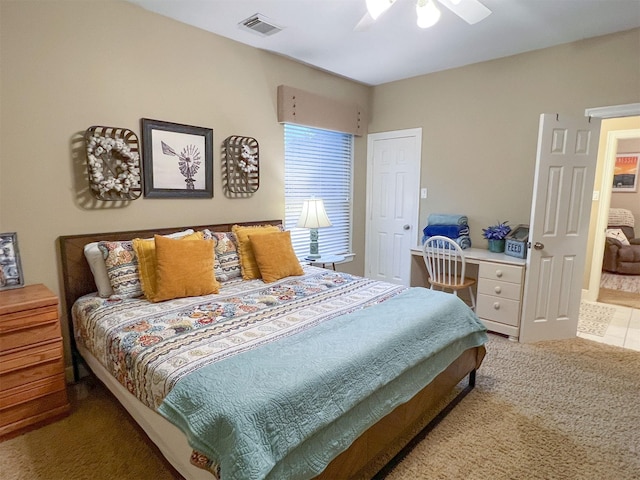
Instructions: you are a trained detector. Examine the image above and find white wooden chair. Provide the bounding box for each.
[422,235,476,311]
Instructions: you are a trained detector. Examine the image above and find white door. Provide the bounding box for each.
[365,128,422,285]
[520,114,601,343]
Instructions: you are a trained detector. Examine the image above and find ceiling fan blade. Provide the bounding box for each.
[354,11,375,31]
[437,0,491,25]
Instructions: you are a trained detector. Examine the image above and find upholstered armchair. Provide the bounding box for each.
[603,209,640,275]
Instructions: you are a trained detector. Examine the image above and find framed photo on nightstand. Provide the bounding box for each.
[0,232,24,290]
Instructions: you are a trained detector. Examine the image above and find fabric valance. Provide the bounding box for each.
[277,85,366,136]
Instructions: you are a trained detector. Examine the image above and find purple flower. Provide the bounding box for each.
[482,221,511,240]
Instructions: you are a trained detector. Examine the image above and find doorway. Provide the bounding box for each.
[583,116,640,304]
[365,128,422,286]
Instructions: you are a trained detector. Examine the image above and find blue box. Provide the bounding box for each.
[505,224,529,259]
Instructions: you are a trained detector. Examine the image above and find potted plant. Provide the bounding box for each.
[482,221,511,253]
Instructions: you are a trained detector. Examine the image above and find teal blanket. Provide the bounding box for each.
[158,287,487,480]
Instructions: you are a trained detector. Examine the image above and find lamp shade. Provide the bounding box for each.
[297,198,332,229]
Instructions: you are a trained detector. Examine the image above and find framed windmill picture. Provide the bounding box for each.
[141,119,213,198]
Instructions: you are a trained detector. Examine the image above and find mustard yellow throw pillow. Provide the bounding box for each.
[152,235,219,302]
[232,224,282,280]
[133,231,203,300]
[250,231,304,283]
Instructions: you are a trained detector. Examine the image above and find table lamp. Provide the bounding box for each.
[297,198,332,259]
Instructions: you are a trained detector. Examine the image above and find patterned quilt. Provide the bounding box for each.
[72,266,405,410]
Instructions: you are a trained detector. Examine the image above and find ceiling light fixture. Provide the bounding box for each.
[416,0,441,28]
[356,0,491,32]
[366,0,397,20]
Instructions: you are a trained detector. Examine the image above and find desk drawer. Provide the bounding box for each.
[477,279,522,301]
[479,263,523,284]
[477,294,521,327]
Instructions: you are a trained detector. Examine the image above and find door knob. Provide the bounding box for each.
[534,242,544,250]
[403,224,410,230]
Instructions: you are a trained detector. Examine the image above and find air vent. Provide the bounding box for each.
[238,13,283,36]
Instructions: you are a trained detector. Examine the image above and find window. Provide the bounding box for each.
[284,124,353,259]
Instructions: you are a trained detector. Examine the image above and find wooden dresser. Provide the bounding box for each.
[0,284,70,439]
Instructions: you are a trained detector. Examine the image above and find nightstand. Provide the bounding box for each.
[306,254,345,270]
[0,284,70,439]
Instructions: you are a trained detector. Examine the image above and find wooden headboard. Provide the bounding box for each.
[57,220,281,378]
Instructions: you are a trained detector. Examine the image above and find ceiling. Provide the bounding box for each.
[127,0,640,86]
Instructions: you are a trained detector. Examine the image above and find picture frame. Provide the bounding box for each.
[0,232,24,290]
[612,153,639,192]
[141,118,213,198]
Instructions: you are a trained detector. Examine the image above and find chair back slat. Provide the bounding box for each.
[422,236,467,287]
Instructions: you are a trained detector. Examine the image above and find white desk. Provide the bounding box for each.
[410,247,526,341]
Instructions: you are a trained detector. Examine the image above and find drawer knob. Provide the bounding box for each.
[495,269,503,278]
[494,286,502,294]
[493,302,500,310]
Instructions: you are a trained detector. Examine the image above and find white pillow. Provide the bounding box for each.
[83,229,195,298]
[605,228,630,246]
[84,242,114,297]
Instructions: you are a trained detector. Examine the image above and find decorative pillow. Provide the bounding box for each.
[133,231,204,300]
[250,231,304,283]
[98,240,143,299]
[153,235,219,302]
[84,242,114,297]
[203,230,242,282]
[232,224,283,280]
[605,228,630,246]
[86,229,195,298]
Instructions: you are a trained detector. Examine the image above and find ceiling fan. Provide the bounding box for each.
[355,0,492,31]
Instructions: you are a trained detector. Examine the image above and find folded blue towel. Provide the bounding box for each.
[424,224,470,238]
[457,235,472,249]
[427,213,468,226]
[421,235,472,250]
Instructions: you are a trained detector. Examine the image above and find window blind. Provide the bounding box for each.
[284,124,353,259]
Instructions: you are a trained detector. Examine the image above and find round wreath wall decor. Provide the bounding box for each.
[85,126,142,200]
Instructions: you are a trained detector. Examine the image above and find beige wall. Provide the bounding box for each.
[370,28,640,249]
[0,0,370,365]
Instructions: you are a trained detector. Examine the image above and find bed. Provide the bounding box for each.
[58,220,487,480]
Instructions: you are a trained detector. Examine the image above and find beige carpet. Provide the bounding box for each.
[385,335,640,480]
[1,335,639,480]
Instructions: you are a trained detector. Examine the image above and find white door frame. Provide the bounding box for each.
[584,127,640,301]
[365,128,422,284]
[583,103,640,301]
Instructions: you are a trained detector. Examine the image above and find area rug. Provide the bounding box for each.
[600,272,640,294]
[577,301,616,337]
[1,335,638,480]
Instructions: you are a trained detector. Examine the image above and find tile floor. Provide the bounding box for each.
[577,301,640,351]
